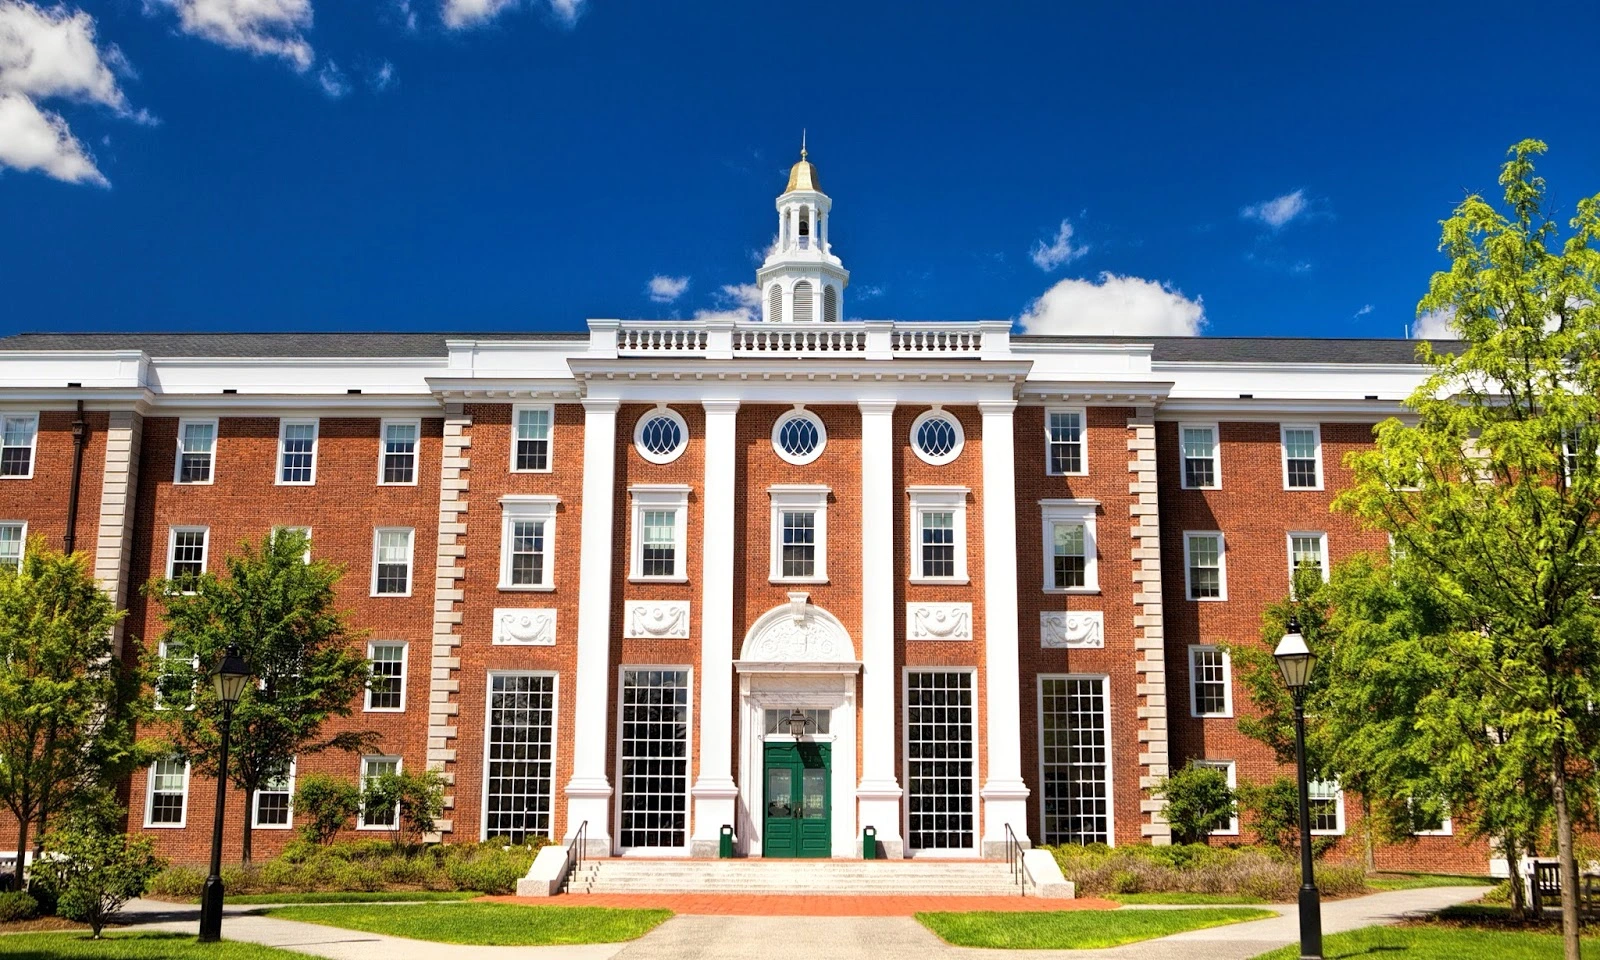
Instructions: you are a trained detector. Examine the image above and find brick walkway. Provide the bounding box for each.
[479,893,1119,916]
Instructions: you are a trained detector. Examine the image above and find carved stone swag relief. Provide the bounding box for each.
[623,600,692,639]
[1040,610,1105,649]
[492,608,557,646]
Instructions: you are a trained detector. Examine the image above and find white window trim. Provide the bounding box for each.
[1043,406,1088,477]
[275,418,319,486]
[174,417,218,486]
[1178,422,1221,490]
[1310,780,1346,836]
[365,641,409,713]
[902,666,981,855]
[480,671,560,842]
[370,527,415,598]
[499,495,559,590]
[154,639,199,712]
[357,755,403,830]
[771,407,828,466]
[1286,530,1330,593]
[1183,531,1228,602]
[166,525,210,591]
[1036,673,1116,848]
[909,407,966,466]
[0,520,26,569]
[1280,423,1324,491]
[908,485,970,584]
[143,759,191,829]
[613,664,693,853]
[1411,802,1454,837]
[769,484,830,583]
[1187,645,1233,718]
[1039,498,1099,593]
[0,413,39,480]
[1192,760,1239,835]
[272,525,312,563]
[378,418,421,487]
[629,484,691,582]
[633,406,689,465]
[510,404,555,474]
[251,758,297,830]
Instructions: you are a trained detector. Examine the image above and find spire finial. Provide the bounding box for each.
[801,128,807,160]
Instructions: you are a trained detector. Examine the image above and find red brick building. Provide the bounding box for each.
[0,152,1486,872]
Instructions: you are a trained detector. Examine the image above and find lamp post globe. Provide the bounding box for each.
[1274,617,1323,959]
[198,644,249,944]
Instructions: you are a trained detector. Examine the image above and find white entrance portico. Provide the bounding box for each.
[734,592,860,858]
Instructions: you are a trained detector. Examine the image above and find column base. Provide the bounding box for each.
[689,778,739,858]
[857,780,904,858]
[565,778,613,857]
[981,779,1031,857]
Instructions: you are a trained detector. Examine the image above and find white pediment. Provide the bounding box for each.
[738,592,856,664]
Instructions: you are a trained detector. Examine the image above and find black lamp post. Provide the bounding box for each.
[198,645,250,944]
[1273,617,1323,960]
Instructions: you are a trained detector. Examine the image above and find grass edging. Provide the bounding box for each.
[155,891,482,906]
[264,902,672,946]
[1247,924,1592,959]
[917,907,1276,949]
[0,931,330,958]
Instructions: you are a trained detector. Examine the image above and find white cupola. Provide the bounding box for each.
[756,135,850,322]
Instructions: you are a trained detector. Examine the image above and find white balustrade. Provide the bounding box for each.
[604,320,997,359]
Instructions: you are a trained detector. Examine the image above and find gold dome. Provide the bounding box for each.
[785,145,820,193]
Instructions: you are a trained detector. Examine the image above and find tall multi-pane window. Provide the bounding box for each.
[1288,533,1327,594]
[168,528,208,585]
[359,757,400,829]
[905,670,976,851]
[1281,425,1322,489]
[372,528,413,596]
[0,522,23,570]
[154,639,197,710]
[253,760,294,828]
[1046,409,1085,475]
[641,511,676,577]
[509,520,547,585]
[770,486,829,582]
[1188,646,1231,717]
[618,669,690,849]
[781,510,816,578]
[0,414,37,478]
[1193,760,1239,833]
[1184,532,1225,600]
[484,673,556,842]
[1039,676,1110,845]
[631,488,688,580]
[1040,501,1098,592]
[366,642,406,711]
[499,496,557,590]
[1051,521,1086,589]
[146,759,188,826]
[277,420,317,484]
[175,419,217,484]
[1309,781,1343,834]
[381,420,418,485]
[920,511,956,578]
[514,406,552,471]
[1181,424,1219,488]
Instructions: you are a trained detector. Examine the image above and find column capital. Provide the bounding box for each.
[702,399,742,415]
[977,399,1018,416]
[857,399,897,416]
[581,398,621,415]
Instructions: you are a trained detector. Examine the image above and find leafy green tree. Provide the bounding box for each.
[1157,762,1236,844]
[33,803,164,938]
[295,773,362,845]
[0,538,148,882]
[363,767,446,847]
[1332,139,1600,959]
[149,529,374,864]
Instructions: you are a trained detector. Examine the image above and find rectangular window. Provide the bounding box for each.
[642,511,677,577]
[1281,424,1323,489]
[1180,424,1219,489]
[1309,780,1344,834]
[154,639,197,711]
[513,405,553,472]
[1045,408,1086,475]
[769,486,829,582]
[0,522,23,571]
[273,525,311,563]
[1192,760,1239,834]
[1051,522,1086,589]
[617,668,691,849]
[1184,532,1226,600]
[366,642,407,711]
[372,528,413,596]
[252,760,295,829]
[167,527,209,587]
[762,708,831,735]
[1288,532,1328,593]
[630,486,690,581]
[358,756,401,829]
[1188,646,1232,717]
[277,419,318,485]
[380,420,419,485]
[145,759,189,827]
[0,414,38,478]
[175,419,217,484]
[499,496,558,590]
[782,511,816,578]
[905,670,976,851]
[909,487,968,583]
[1038,676,1111,845]
[920,511,955,579]
[483,673,557,843]
[1040,500,1099,592]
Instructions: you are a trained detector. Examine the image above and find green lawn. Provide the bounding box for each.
[1108,891,1270,905]
[0,932,320,960]
[917,907,1275,949]
[1365,872,1495,891]
[1250,925,1600,958]
[264,902,672,945]
[163,891,481,905]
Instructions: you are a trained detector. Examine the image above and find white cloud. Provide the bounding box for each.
[1410,308,1455,339]
[148,0,314,72]
[0,92,104,184]
[855,284,885,300]
[370,60,395,91]
[548,0,583,24]
[1241,189,1307,230]
[441,0,584,29]
[316,60,347,97]
[647,274,689,304]
[694,283,761,321]
[1355,304,1374,318]
[1030,218,1089,271]
[391,0,418,30]
[1017,272,1205,337]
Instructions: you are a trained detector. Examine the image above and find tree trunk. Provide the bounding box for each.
[241,786,254,866]
[1551,746,1581,960]
[13,811,29,890]
[1362,797,1376,873]
[1506,831,1527,922]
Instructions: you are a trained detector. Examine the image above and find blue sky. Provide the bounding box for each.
[3,0,1598,339]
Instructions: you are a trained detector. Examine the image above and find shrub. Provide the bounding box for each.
[32,813,164,938]
[295,775,362,846]
[1047,843,1368,902]
[1158,763,1238,844]
[147,865,206,898]
[362,769,446,845]
[445,846,532,895]
[0,890,39,923]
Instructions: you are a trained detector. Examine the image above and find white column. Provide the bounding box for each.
[978,400,1030,856]
[691,399,741,857]
[565,398,619,854]
[857,399,904,858]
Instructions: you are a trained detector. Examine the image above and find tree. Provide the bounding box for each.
[0,538,147,884]
[363,768,445,847]
[1158,762,1236,844]
[150,529,374,864]
[33,802,164,938]
[294,773,362,845]
[1332,140,1600,959]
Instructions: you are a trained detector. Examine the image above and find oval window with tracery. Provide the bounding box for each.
[911,409,964,465]
[635,408,688,464]
[772,409,826,465]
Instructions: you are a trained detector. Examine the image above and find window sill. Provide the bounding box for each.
[173,480,216,487]
[1188,595,1228,602]
[497,583,556,592]
[364,706,405,714]
[251,823,293,831]
[1310,830,1345,837]
[356,824,396,832]
[0,474,35,481]
[509,468,555,475]
[143,822,186,830]
[1284,485,1325,492]
[629,576,689,584]
[376,481,420,488]
[1179,485,1222,492]
[370,592,414,599]
[1042,586,1100,596]
[1044,470,1089,478]
[275,481,316,487]
[1191,712,1234,720]
[908,576,970,586]
[771,577,829,585]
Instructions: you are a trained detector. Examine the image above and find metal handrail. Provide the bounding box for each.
[560,820,588,894]
[1004,823,1034,896]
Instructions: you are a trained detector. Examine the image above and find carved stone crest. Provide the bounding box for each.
[739,596,855,663]
[624,601,691,639]
[1040,611,1104,648]
[906,603,973,642]
[493,608,557,646]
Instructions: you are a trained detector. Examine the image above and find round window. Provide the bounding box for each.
[910,409,964,465]
[634,407,688,464]
[772,409,827,465]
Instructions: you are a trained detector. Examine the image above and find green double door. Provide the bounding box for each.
[763,741,830,858]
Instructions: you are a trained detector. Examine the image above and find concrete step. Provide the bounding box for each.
[564,857,1025,897]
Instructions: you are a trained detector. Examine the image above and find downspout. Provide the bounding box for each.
[64,399,86,554]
